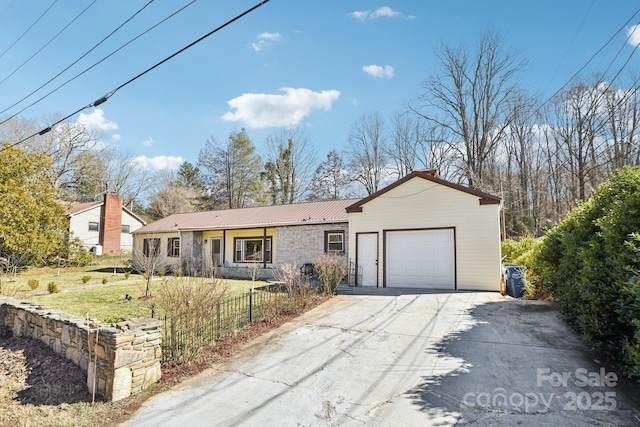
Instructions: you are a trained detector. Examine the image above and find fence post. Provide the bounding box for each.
[216,301,221,340]
[249,290,253,323]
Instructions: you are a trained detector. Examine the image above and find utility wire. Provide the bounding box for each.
[0,0,198,127]
[103,0,270,102]
[0,0,59,61]
[0,0,156,117]
[543,0,595,96]
[536,6,640,113]
[0,0,98,87]
[3,0,271,151]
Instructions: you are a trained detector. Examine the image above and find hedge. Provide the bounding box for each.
[534,166,640,378]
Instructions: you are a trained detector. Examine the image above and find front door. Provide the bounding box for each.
[357,233,378,287]
[211,238,222,267]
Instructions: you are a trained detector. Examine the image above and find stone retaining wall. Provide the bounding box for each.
[0,296,162,401]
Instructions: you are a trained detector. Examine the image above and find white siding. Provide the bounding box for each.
[69,208,101,248]
[348,177,501,291]
[121,210,145,252]
[69,206,145,253]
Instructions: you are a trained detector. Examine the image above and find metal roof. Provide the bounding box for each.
[133,199,359,234]
[65,201,102,217]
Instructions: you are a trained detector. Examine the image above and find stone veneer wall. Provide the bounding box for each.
[0,297,162,401]
[275,222,349,267]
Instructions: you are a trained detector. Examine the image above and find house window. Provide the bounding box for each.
[167,238,180,257]
[121,224,130,233]
[88,222,99,232]
[143,238,161,257]
[325,231,345,253]
[234,237,272,263]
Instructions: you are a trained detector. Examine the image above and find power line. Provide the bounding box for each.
[543,0,595,96]
[0,0,59,61]
[536,6,640,113]
[0,0,157,117]
[0,0,198,127]
[0,0,98,87]
[2,0,272,152]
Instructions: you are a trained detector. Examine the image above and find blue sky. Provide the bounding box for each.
[1,0,639,171]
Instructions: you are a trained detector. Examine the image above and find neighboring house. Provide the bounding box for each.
[66,193,147,255]
[132,169,502,291]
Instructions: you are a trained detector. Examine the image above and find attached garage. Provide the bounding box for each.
[385,228,455,289]
[347,169,502,292]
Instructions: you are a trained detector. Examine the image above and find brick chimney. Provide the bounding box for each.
[416,168,439,178]
[100,193,123,255]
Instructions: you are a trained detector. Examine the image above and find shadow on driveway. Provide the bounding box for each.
[406,299,640,426]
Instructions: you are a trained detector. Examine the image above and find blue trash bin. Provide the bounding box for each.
[503,264,527,297]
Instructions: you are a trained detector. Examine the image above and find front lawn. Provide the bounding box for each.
[29,277,270,323]
[0,255,141,294]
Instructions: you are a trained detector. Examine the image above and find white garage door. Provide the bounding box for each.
[386,229,455,289]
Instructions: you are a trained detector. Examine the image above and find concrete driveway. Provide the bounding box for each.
[121,290,640,426]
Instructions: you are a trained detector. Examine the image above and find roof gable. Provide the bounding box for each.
[66,200,146,225]
[66,201,102,217]
[346,170,501,213]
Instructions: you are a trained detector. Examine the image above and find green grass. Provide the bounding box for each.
[29,277,270,323]
[0,255,141,294]
[1,255,270,323]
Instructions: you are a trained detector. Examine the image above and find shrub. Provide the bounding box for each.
[533,166,640,378]
[27,278,39,290]
[124,271,130,280]
[102,277,108,284]
[501,237,540,265]
[82,275,91,284]
[271,264,319,312]
[313,253,348,295]
[47,282,58,293]
[154,277,226,364]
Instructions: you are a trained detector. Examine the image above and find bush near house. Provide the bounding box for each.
[501,237,539,266]
[533,166,640,378]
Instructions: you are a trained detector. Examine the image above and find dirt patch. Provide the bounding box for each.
[0,333,90,406]
[0,295,330,427]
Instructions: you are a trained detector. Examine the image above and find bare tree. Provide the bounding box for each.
[308,150,353,201]
[345,112,387,195]
[263,128,317,204]
[601,77,640,170]
[385,112,424,178]
[410,30,527,189]
[499,90,547,236]
[133,235,167,297]
[547,78,604,202]
[147,170,200,219]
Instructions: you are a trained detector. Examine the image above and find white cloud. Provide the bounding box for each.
[142,137,153,147]
[363,64,394,79]
[627,24,640,47]
[350,6,403,21]
[77,108,118,131]
[133,155,184,171]
[251,32,282,51]
[222,87,340,128]
[112,134,121,141]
